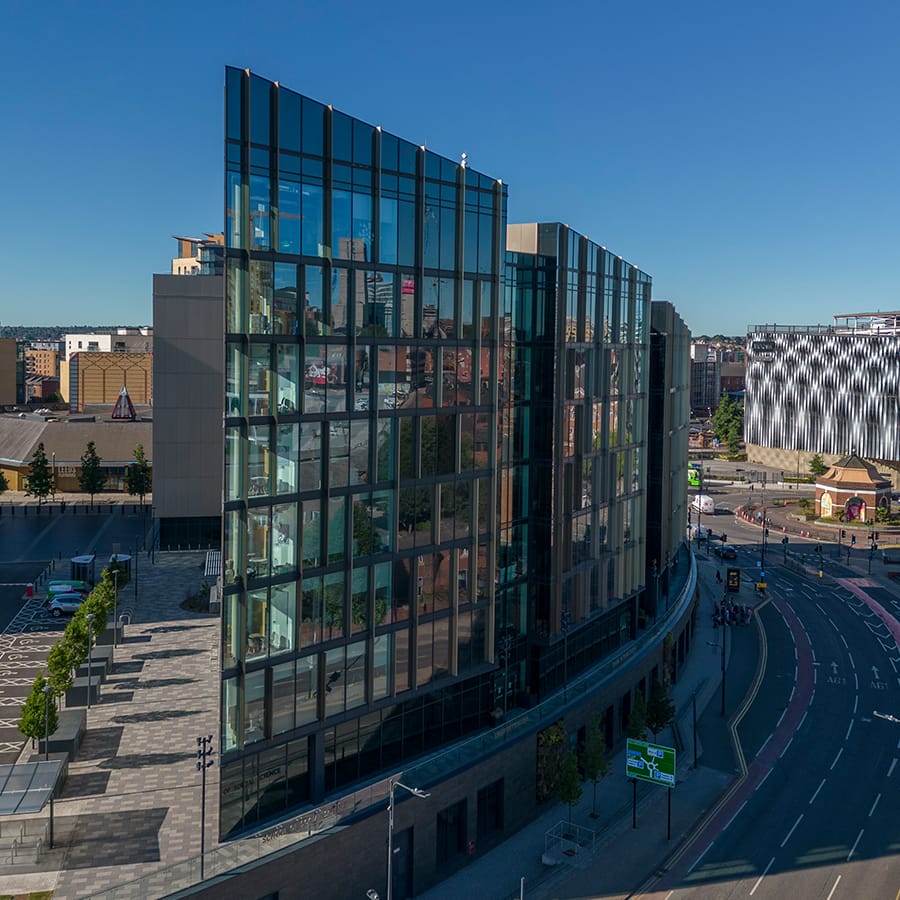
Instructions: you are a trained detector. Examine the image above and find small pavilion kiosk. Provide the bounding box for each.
[815,453,891,523]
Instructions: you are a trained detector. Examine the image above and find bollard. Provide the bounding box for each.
[26,584,33,598]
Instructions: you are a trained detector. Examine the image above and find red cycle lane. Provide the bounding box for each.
[647,594,815,896]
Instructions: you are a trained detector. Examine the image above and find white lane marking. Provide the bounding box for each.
[798,710,808,731]
[848,828,864,860]
[847,650,854,667]
[831,747,843,770]
[825,875,841,900]
[722,799,748,834]
[687,840,713,873]
[888,759,897,778]
[814,667,817,684]
[758,734,773,756]
[757,769,773,791]
[854,672,859,690]
[777,709,787,728]
[809,777,827,804]
[816,603,827,615]
[750,857,775,896]
[869,793,881,817]
[845,719,854,741]
[841,635,849,648]
[853,695,858,714]
[780,813,804,847]
[780,736,794,759]
[664,892,674,900]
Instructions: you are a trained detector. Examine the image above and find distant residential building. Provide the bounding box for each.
[63,328,152,362]
[25,342,63,379]
[690,342,720,414]
[171,233,225,276]
[720,360,746,394]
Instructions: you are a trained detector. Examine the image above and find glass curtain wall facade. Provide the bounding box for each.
[221,67,506,837]
[503,224,651,698]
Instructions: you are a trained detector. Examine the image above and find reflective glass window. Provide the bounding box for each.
[301,97,325,155]
[300,426,321,492]
[247,507,271,580]
[395,626,411,693]
[250,174,271,251]
[374,562,392,627]
[223,590,241,669]
[301,181,324,257]
[226,258,245,334]
[328,497,346,564]
[301,499,321,567]
[350,566,369,635]
[324,647,345,717]
[272,503,298,576]
[373,634,392,699]
[301,576,323,648]
[274,263,299,338]
[276,343,300,413]
[247,588,269,661]
[222,676,239,752]
[247,424,270,497]
[245,669,266,744]
[223,509,243,585]
[226,67,243,142]
[249,74,270,145]
[346,639,367,710]
[324,571,345,640]
[226,343,244,416]
[380,197,398,265]
[279,178,300,254]
[296,656,319,725]
[278,88,301,152]
[272,660,295,735]
[304,266,326,335]
[249,260,274,333]
[275,424,298,495]
[225,425,244,502]
[271,581,297,655]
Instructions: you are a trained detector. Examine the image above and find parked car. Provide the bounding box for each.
[48,592,87,617]
[714,544,738,560]
[46,581,91,603]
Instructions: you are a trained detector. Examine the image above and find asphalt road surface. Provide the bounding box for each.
[649,533,900,898]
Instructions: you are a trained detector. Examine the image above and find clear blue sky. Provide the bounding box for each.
[3,0,898,336]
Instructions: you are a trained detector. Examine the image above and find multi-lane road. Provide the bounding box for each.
[648,509,900,899]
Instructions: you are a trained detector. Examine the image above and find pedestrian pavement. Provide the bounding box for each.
[0,489,152,509]
[0,550,219,899]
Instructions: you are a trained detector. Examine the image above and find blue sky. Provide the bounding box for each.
[2,0,898,336]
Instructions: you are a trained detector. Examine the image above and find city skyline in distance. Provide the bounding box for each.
[2,0,898,336]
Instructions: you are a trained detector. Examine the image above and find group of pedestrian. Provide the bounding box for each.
[713,598,752,627]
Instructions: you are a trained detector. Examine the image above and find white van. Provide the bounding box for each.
[690,494,715,515]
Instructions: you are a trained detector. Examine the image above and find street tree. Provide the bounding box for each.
[18,673,58,744]
[646,680,677,740]
[26,441,54,505]
[627,691,649,740]
[809,454,828,477]
[581,714,611,817]
[557,750,583,829]
[536,720,566,802]
[125,443,152,506]
[78,440,107,507]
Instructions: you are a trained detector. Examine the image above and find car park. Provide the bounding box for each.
[48,592,87,617]
[714,544,738,559]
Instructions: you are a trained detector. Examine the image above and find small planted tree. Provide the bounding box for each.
[18,673,58,744]
[627,691,649,740]
[125,443,152,506]
[557,750,583,830]
[26,442,54,505]
[536,719,567,802]
[809,454,828,478]
[581,713,611,817]
[646,680,677,741]
[78,440,107,507]
[46,640,77,696]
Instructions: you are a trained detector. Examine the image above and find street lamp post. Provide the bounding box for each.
[86,613,95,711]
[113,571,120,649]
[42,683,52,761]
[386,780,430,900]
[197,734,215,881]
[707,626,727,717]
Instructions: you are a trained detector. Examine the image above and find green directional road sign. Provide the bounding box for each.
[626,738,676,788]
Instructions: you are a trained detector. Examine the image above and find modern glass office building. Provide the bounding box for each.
[221,67,506,836]
[220,68,654,839]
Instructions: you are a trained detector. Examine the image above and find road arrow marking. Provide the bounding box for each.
[831,661,839,675]
[872,666,881,681]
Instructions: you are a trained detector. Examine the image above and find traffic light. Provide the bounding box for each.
[765,528,769,537]
[851,535,856,545]
[874,531,879,540]
[841,529,846,539]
